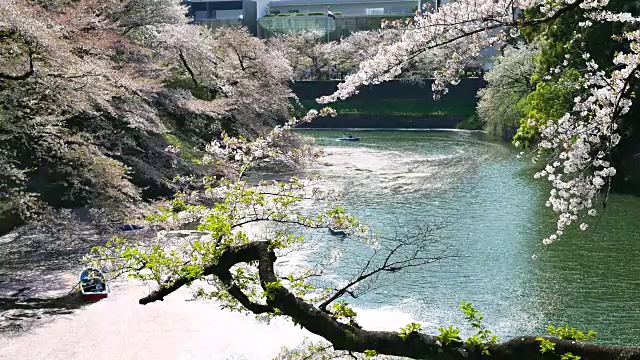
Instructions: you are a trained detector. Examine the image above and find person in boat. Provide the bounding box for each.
[83,271,104,292]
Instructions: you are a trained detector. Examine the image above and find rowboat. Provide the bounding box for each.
[117,224,145,231]
[328,226,347,236]
[337,136,360,141]
[79,268,109,301]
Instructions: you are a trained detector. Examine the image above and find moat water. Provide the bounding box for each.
[295,129,640,345]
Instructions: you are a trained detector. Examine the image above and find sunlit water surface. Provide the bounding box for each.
[289,130,640,345]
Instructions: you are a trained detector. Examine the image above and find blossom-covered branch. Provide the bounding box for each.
[318,0,640,242]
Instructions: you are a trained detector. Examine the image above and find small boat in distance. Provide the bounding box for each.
[328,226,347,236]
[337,134,360,141]
[79,268,109,301]
[117,224,145,231]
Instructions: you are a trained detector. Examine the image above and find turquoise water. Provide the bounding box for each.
[296,129,640,345]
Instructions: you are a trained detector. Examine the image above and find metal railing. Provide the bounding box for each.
[195,18,243,27]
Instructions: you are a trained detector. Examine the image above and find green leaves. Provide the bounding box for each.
[560,352,582,360]
[460,301,483,328]
[363,349,377,358]
[536,337,556,354]
[264,280,283,301]
[399,322,423,340]
[436,325,461,345]
[286,274,315,298]
[513,69,581,148]
[459,301,498,355]
[331,300,357,324]
[536,324,596,359]
[547,324,597,341]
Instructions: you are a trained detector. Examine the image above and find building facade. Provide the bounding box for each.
[257,0,438,40]
[266,0,419,17]
[186,0,258,34]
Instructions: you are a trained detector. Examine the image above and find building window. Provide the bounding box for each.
[288,9,299,13]
[365,8,384,15]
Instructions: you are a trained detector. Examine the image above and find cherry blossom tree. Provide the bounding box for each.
[477,43,540,139]
[0,0,296,228]
[268,29,340,80]
[317,0,640,243]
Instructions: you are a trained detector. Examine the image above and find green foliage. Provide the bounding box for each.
[536,324,596,357]
[295,13,307,16]
[459,301,483,327]
[513,69,580,148]
[307,12,324,15]
[459,302,499,355]
[363,349,377,357]
[334,12,343,15]
[264,281,283,300]
[536,337,556,354]
[561,352,582,360]
[456,115,484,130]
[477,44,539,140]
[276,13,291,16]
[436,325,461,345]
[284,274,315,297]
[331,300,358,325]
[399,322,423,340]
[547,324,597,341]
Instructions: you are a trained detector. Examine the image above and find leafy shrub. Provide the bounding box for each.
[334,11,343,15]
[547,324,597,341]
[295,13,307,16]
[277,13,290,16]
[437,325,462,345]
[307,12,324,15]
[399,322,422,340]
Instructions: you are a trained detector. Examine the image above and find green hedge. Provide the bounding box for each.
[307,12,324,15]
[276,13,290,16]
[295,13,307,16]
[334,11,343,15]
